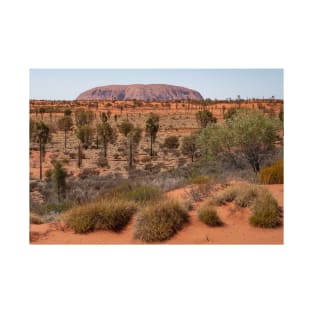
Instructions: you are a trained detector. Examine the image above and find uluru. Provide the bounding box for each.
[76,84,203,101]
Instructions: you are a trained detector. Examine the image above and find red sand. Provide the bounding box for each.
[30,184,283,244]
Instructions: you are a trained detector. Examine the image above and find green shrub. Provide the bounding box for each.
[249,190,280,228]
[259,160,283,184]
[64,199,137,233]
[134,199,189,241]
[30,212,44,224]
[198,205,223,227]
[163,135,180,149]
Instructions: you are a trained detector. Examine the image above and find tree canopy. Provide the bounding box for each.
[198,111,280,172]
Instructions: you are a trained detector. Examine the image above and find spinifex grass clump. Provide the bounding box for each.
[249,189,281,228]
[134,199,189,242]
[198,202,223,227]
[210,184,281,228]
[63,199,137,233]
[211,185,238,205]
[234,184,260,208]
[259,160,284,184]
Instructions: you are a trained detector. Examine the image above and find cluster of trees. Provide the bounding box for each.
[31,107,283,191]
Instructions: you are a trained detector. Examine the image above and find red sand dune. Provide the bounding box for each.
[30,184,283,244]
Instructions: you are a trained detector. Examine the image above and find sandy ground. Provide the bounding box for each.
[30,184,283,244]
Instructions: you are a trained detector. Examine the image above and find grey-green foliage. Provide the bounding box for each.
[195,110,216,128]
[31,121,50,180]
[76,125,94,147]
[181,133,198,162]
[198,110,280,172]
[146,113,160,156]
[96,121,116,158]
[52,161,67,201]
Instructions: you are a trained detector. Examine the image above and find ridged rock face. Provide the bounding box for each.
[76,84,203,101]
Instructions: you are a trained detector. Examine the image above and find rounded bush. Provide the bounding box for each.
[249,190,280,228]
[198,205,223,227]
[163,136,180,149]
[134,199,189,242]
[64,199,137,233]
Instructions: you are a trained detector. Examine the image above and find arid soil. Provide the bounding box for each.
[30,184,283,244]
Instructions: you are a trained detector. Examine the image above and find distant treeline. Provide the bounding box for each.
[30,98,283,108]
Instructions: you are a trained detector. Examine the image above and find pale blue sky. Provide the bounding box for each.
[30,69,283,100]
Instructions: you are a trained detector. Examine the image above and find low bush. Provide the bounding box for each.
[63,199,137,233]
[30,212,44,224]
[259,160,283,184]
[134,199,189,241]
[198,204,223,227]
[249,189,280,228]
[163,135,180,149]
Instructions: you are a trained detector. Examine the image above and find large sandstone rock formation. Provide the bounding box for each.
[76,84,203,101]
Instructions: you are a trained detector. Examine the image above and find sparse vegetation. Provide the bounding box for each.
[30,97,283,243]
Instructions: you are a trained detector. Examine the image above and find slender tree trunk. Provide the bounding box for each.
[129,139,133,169]
[150,134,153,156]
[57,184,60,202]
[39,139,42,180]
[77,143,82,168]
[103,138,107,158]
[64,129,67,150]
